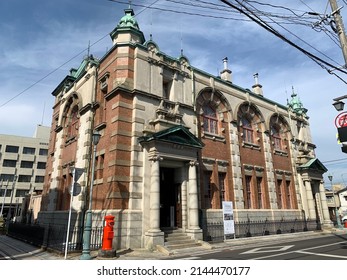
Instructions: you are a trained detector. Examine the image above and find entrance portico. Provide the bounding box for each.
[139,126,203,249]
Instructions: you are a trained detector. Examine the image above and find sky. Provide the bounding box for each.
[1,0,347,185]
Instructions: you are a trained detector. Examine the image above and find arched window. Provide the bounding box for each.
[203,104,218,134]
[67,105,79,138]
[271,125,282,150]
[241,116,254,143]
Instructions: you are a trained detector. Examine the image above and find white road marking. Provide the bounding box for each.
[241,245,294,254]
[295,250,347,259]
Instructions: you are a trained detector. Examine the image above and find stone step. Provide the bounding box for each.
[165,238,195,246]
[165,242,202,250]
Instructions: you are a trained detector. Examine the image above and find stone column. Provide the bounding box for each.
[186,160,202,240]
[304,179,317,220]
[319,180,334,227]
[144,151,164,249]
[181,180,188,230]
[149,154,161,233]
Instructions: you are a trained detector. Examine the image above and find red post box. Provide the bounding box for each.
[102,215,114,251]
[344,220,347,228]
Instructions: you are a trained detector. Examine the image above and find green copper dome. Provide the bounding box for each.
[287,88,307,115]
[117,8,139,30]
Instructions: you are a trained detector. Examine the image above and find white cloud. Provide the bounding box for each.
[1,0,347,183]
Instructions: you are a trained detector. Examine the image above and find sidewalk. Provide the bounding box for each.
[66,227,347,260]
[2,228,346,260]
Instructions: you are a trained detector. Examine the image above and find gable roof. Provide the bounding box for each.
[298,158,328,173]
[139,125,204,149]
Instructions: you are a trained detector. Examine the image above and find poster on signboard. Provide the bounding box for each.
[222,201,235,236]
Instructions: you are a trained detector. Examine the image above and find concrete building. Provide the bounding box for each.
[0,125,50,221]
[38,8,332,250]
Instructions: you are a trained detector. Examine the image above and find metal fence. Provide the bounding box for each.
[202,218,321,243]
[7,222,103,253]
[7,217,321,251]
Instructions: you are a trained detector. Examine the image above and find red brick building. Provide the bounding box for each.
[39,8,332,250]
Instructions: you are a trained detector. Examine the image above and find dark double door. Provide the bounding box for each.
[160,168,182,228]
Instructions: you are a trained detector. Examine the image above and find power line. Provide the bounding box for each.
[219,0,347,83]
[322,158,347,164]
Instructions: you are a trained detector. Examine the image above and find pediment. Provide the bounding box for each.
[139,126,203,149]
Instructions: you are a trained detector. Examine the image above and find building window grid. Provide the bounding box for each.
[15,190,28,197]
[20,160,34,169]
[35,176,45,183]
[3,159,17,167]
[5,145,19,153]
[23,147,36,155]
[39,149,48,156]
[18,175,32,183]
[37,162,46,169]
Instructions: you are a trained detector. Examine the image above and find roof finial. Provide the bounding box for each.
[291,85,297,97]
[129,0,132,9]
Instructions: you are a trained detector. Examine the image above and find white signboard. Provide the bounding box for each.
[222,201,235,235]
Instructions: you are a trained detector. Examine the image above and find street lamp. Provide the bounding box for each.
[333,94,347,111]
[80,130,101,260]
[328,175,342,228]
[333,100,345,111]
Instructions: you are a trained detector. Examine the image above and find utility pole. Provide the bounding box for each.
[329,0,347,66]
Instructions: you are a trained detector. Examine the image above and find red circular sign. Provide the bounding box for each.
[335,111,347,128]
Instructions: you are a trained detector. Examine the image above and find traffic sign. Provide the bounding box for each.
[335,111,347,128]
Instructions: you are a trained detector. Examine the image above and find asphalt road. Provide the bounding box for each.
[172,233,347,260]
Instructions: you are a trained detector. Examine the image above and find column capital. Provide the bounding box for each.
[189,160,199,167]
[148,148,163,162]
[149,155,163,162]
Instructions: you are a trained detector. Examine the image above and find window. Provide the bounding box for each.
[20,161,34,168]
[285,180,292,208]
[3,160,16,167]
[271,125,282,150]
[23,147,36,155]
[35,176,45,183]
[276,180,283,209]
[15,190,28,197]
[203,105,218,134]
[39,149,48,156]
[163,80,172,99]
[18,175,32,183]
[0,174,15,182]
[219,173,226,208]
[96,155,104,179]
[5,145,19,153]
[67,105,79,138]
[256,177,263,209]
[241,117,254,143]
[0,189,11,197]
[204,171,212,208]
[245,175,252,209]
[37,162,46,169]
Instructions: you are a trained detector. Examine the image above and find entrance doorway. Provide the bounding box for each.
[160,167,182,228]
